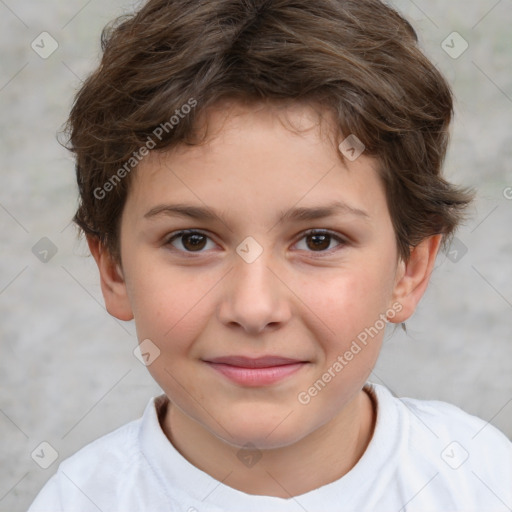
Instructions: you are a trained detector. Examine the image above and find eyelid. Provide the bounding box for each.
[298,228,347,242]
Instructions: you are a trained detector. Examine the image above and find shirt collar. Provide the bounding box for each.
[138,382,405,511]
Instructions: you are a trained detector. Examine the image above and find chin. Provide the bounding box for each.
[211,415,310,450]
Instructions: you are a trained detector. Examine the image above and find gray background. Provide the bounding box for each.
[1,1,511,510]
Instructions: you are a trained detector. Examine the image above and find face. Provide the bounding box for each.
[111,101,413,449]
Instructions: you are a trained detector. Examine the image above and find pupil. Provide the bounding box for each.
[184,234,206,251]
[308,234,329,251]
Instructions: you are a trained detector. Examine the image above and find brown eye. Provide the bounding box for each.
[306,233,331,251]
[295,230,346,254]
[167,231,214,252]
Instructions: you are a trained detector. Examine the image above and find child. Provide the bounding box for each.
[28,0,512,510]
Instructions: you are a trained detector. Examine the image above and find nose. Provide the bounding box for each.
[217,250,292,335]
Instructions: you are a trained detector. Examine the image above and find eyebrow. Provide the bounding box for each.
[143,200,370,226]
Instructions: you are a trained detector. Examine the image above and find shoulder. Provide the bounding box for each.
[397,388,512,452]
[368,383,512,508]
[59,414,144,478]
[370,382,512,448]
[28,396,172,512]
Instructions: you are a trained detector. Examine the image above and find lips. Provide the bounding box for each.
[203,355,308,387]
[205,355,305,368]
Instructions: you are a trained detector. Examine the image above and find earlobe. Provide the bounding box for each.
[388,234,443,324]
[87,237,134,321]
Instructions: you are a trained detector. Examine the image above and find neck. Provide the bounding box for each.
[161,388,376,498]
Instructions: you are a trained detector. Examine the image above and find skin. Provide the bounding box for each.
[89,100,441,498]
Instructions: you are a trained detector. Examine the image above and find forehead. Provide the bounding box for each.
[125,100,387,225]
[148,99,343,169]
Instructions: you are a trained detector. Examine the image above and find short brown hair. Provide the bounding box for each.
[64,0,474,264]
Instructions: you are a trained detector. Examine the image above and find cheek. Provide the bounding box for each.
[126,260,214,346]
[127,265,215,397]
[299,260,393,336]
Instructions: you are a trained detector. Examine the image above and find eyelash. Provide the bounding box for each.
[164,229,348,257]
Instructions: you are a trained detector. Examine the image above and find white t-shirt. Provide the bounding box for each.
[28,383,512,512]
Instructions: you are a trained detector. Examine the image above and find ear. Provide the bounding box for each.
[87,236,134,321]
[388,234,442,324]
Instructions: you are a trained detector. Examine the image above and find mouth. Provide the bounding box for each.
[202,355,309,387]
